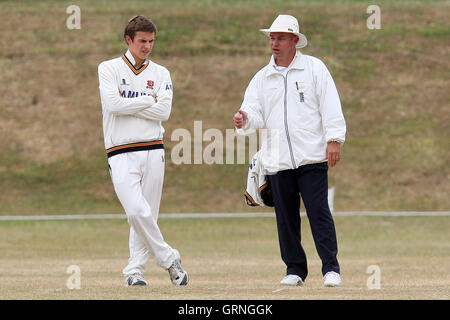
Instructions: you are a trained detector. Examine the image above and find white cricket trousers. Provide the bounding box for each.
[108,149,177,276]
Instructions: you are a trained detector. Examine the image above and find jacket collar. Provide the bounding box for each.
[266,49,305,77]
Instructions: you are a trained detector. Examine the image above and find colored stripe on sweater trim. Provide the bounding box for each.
[106,140,164,158]
[121,55,149,75]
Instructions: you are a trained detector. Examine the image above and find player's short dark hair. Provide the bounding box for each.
[124,15,157,42]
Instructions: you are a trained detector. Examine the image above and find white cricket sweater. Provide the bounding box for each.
[98,50,173,157]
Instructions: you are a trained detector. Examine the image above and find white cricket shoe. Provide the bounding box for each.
[280,274,304,286]
[323,271,341,287]
[168,249,188,286]
[125,273,148,286]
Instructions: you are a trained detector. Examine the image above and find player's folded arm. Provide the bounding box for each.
[133,96,172,121]
[98,62,155,115]
[133,70,173,121]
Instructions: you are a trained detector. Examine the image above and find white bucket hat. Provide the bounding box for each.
[260,14,308,49]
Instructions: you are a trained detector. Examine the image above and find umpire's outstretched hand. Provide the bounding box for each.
[233,110,248,129]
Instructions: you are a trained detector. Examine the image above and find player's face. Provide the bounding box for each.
[126,31,155,63]
[270,32,298,64]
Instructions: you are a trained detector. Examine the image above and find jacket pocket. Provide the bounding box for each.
[295,81,312,104]
[292,81,321,132]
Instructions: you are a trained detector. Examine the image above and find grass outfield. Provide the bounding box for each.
[0,216,448,300]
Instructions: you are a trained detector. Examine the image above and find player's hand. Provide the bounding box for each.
[326,141,341,167]
[233,110,247,129]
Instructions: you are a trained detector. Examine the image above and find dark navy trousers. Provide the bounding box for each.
[267,162,340,281]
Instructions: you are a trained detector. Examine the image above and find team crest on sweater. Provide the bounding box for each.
[146,80,154,89]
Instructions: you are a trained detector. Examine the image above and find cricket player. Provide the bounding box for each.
[233,15,346,287]
[98,15,188,286]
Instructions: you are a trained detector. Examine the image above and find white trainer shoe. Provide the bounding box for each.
[125,273,148,286]
[323,271,341,287]
[280,274,304,286]
[168,249,188,286]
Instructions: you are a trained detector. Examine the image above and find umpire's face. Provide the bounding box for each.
[269,32,299,64]
[126,31,155,63]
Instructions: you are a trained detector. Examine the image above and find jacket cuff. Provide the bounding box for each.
[327,138,345,144]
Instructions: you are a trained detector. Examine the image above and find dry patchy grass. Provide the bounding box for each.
[0,216,448,300]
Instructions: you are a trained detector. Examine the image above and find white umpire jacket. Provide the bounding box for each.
[236,50,346,173]
[98,50,173,157]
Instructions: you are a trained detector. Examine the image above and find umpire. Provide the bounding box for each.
[233,15,346,287]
